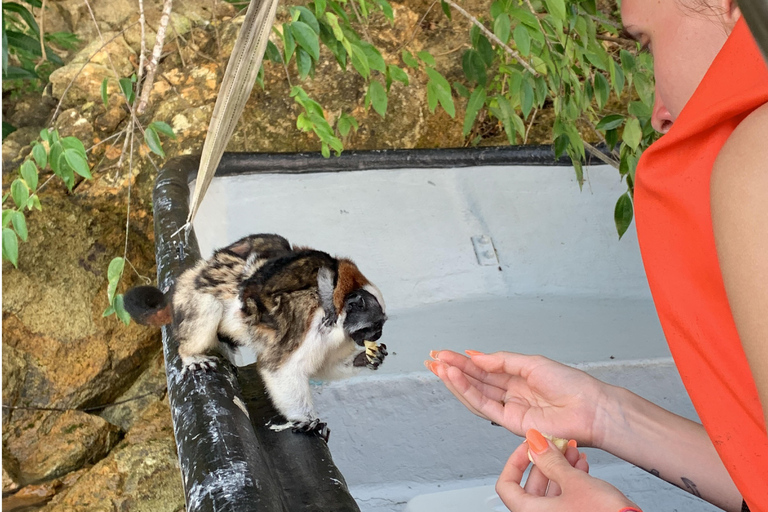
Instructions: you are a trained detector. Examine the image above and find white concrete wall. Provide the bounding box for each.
[192,164,652,313]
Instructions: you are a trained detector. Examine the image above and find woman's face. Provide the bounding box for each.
[620,0,739,132]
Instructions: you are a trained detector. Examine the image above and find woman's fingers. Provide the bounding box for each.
[431,350,513,388]
[523,465,550,496]
[496,442,536,509]
[427,361,489,420]
[545,441,580,496]
[444,364,508,421]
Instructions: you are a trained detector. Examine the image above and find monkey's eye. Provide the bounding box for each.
[347,294,366,311]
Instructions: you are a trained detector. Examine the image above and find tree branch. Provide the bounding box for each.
[137,0,173,115]
[441,0,539,76]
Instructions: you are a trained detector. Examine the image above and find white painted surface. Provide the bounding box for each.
[190,164,713,511]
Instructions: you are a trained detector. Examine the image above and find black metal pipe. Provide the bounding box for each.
[153,157,359,512]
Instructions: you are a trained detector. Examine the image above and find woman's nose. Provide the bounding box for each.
[651,88,674,134]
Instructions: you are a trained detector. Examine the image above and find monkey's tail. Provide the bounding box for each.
[123,286,172,326]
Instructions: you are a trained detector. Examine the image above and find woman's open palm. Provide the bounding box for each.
[428,351,611,447]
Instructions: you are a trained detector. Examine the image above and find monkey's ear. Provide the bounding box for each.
[317,267,337,325]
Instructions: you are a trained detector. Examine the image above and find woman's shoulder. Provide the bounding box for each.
[713,102,768,185]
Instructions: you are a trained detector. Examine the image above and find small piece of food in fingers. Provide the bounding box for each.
[528,433,569,463]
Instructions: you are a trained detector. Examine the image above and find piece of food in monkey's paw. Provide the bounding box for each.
[364,340,387,370]
[527,433,569,463]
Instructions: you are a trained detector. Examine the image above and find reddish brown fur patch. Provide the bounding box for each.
[334,259,370,313]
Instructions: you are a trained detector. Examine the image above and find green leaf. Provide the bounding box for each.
[39,129,50,143]
[292,6,320,34]
[313,0,327,18]
[282,23,296,62]
[11,179,29,210]
[114,294,131,325]
[148,121,176,139]
[368,80,387,117]
[265,40,283,63]
[461,49,487,86]
[20,160,38,190]
[291,21,320,62]
[440,0,452,19]
[26,194,41,211]
[425,68,455,117]
[31,143,46,170]
[614,192,634,239]
[628,100,652,119]
[58,159,75,191]
[387,64,409,86]
[596,114,624,131]
[374,0,394,21]
[2,209,14,227]
[144,126,165,158]
[402,50,418,68]
[3,3,40,37]
[3,121,17,140]
[475,35,494,67]
[61,136,86,155]
[101,78,109,108]
[453,81,469,98]
[102,304,115,317]
[107,257,125,303]
[544,0,566,22]
[11,211,27,242]
[622,117,642,150]
[634,73,654,108]
[619,49,635,73]
[463,86,486,136]
[594,72,609,109]
[119,77,135,104]
[350,44,370,78]
[325,12,344,41]
[521,79,534,118]
[64,149,92,178]
[513,24,531,57]
[417,51,435,67]
[296,47,313,79]
[426,82,439,113]
[609,59,625,96]
[493,14,511,44]
[361,43,385,73]
[49,141,63,175]
[2,227,18,268]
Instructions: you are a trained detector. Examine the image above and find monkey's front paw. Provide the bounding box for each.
[363,341,387,370]
[180,355,218,376]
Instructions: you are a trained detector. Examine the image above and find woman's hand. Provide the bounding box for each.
[426,350,615,447]
[497,429,638,512]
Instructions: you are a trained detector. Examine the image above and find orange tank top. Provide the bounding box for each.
[635,18,768,510]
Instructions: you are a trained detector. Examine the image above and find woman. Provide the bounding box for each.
[426,0,768,509]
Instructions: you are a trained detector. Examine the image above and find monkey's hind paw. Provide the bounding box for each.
[180,355,218,376]
[292,419,330,442]
[364,341,387,370]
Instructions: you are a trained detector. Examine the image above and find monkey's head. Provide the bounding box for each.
[319,259,387,346]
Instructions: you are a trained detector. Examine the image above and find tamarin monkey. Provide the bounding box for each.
[124,234,387,436]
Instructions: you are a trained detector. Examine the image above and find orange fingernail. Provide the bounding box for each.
[465,349,484,356]
[526,429,548,454]
[430,350,440,360]
[568,439,577,449]
[424,360,438,375]
[580,452,587,461]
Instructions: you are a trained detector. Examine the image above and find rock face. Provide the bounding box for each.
[4,410,121,484]
[43,400,185,512]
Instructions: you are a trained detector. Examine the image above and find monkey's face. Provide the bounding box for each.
[342,289,387,346]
